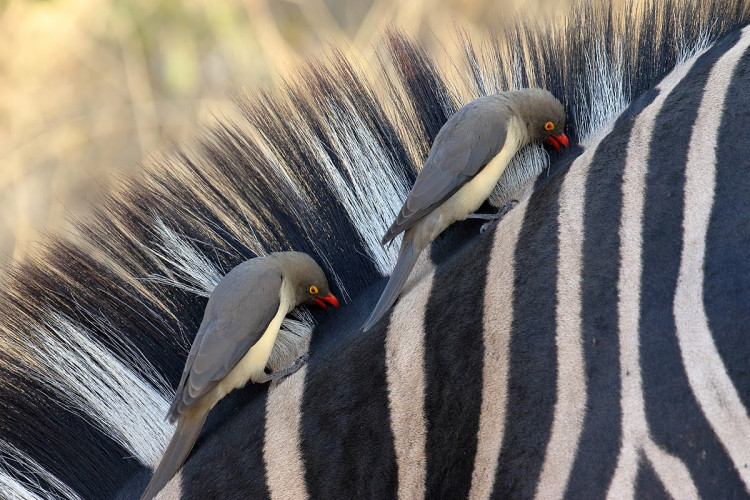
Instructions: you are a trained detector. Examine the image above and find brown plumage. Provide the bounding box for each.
[362,88,568,332]
[141,251,338,500]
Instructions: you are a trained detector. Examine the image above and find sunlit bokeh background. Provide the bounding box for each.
[0,0,565,263]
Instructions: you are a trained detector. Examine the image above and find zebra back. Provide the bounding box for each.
[1,0,749,498]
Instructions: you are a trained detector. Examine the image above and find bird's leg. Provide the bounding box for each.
[465,199,519,221]
[256,353,310,383]
[465,199,519,234]
[464,213,500,220]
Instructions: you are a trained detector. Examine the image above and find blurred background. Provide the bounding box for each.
[0,0,565,264]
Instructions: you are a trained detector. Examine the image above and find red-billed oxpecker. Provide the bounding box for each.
[141,251,338,499]
[362,88,568,332]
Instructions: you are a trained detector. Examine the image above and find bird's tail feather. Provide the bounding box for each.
[140,410,208,500]
[362,239,422,332]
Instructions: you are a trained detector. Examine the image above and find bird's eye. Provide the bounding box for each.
[309,285,318,295]
[544,121,555,131]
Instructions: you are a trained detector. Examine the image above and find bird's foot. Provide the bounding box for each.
[262,353,310,383]
[466,199,519,234]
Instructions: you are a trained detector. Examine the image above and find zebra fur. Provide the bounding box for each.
[1,0,749,498]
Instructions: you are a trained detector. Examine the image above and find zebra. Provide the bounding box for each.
[1,0,750,498]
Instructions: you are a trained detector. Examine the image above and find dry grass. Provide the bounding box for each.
[0,0,564,263]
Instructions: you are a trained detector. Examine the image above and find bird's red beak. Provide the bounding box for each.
[547,133,570,152]
[314,293,340,310]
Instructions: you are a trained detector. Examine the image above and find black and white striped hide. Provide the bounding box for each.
[125,26,750,499]
[2,1,750,499]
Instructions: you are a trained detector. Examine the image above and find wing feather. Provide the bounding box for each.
[382,95,511,243]
[167,260,282,420]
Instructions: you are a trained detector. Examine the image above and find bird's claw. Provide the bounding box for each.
[473,199,519,234]
[496,199,519,218]
[265,352,310,383]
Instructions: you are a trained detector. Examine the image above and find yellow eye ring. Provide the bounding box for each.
[544,121,555,131]
[309,285,318,295]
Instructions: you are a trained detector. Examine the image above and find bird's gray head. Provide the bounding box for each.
[273,251,339,309]
[508,88,569,151]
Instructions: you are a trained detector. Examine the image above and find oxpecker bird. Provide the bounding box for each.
[141,251,338,499]
[362,89,568,332]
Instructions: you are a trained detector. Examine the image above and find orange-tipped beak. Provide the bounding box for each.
[547,133,570,151]
[314,293,340,310]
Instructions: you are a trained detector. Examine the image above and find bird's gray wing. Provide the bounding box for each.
[382,97,510,244]
[167,260,282,420]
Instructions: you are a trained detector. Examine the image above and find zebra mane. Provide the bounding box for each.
[1,0,749,498]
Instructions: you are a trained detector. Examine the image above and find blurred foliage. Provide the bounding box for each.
[0,0,564,263]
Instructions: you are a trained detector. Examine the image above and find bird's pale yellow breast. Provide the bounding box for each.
[214,279,293,399]
[421,119,524,242]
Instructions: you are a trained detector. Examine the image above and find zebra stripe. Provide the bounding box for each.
[564,107,629,498]
[263,367,309,500]
[300,306,396,498]
[385,259,433,499]
[639,28,748,498]
[493,159,562,497]
[676,26,750,488]
[424,234,494,496]
[534,148,590,499]
[707,32,750,421]
[468,198,526,500]
[609,36,703,500]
